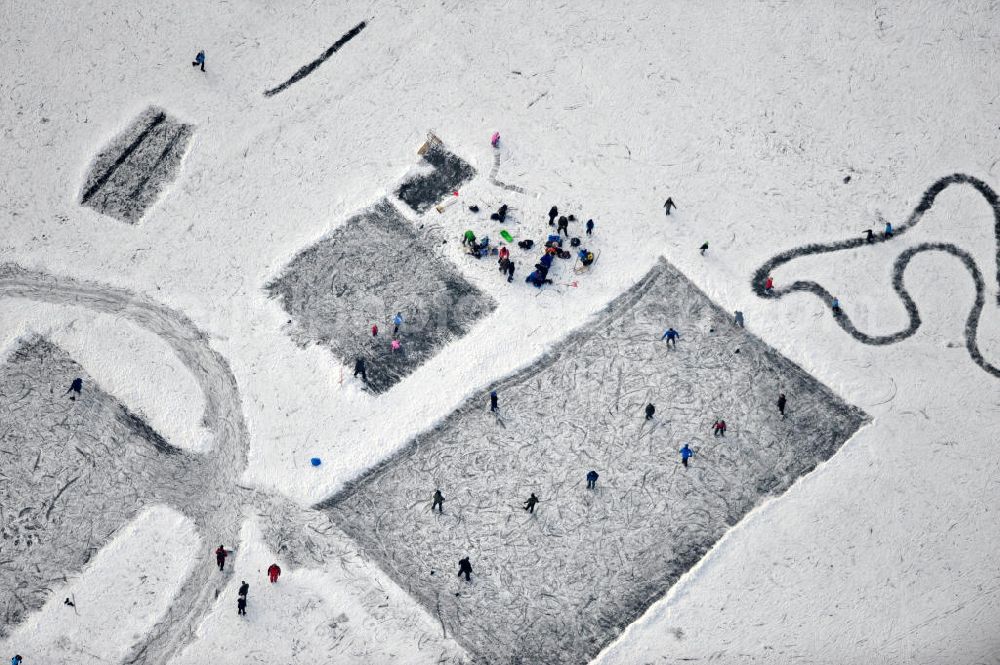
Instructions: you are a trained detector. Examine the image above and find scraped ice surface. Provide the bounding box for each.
[79,106,193,224]
[0,337,210,634]
[323,259,868,665]
[266,198,496,393]
[396,143,476,214]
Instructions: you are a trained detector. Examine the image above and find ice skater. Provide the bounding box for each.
[713,419,727,437]
[548,206,558,226]
[777,392,787,418]
[734,310,744,327]
[884,221,894,238]
[586,470,599,489]
[432,489,445,513]
[11,656,22,665]
[371,324,378,337]
[863,229,875,243]
[267,563,281,583]
[831,297,842,315]
[490,131,500,148]
[680,443,693,467]
[490,390,499,413]
[556,216,569,236]
[458,557,473,582]
[393,312,404,335]
[215,545,228,571]
[523,493,539,514]
[664,197,676,216]
[764,276,774,293]
[661,327,680,348]
[237,595,247,616]
[391,339,401,352]
[645,403,656,420]
[192,50,205,72]
[699,242,709,256]
[353,357,367,382]
[64,377,83,400]
[238,581,249,598]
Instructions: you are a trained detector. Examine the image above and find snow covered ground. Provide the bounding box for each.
[2,0,1000,662]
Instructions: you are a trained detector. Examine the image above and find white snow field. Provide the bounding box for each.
[2,0,1000,663]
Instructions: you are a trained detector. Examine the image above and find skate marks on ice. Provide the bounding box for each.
[0,264,247,664]
[79,107,194,224]
[752,173,1000,378]
[489,149,527,195]
[322,258,868,665]
[396,139,476,214]
[266,199,496,393]
[263,21,367,97]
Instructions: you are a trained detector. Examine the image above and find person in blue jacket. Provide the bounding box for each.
[680,444,693,468]
[586,470,599,489]
[12,656,23,665]
[586,219,594,235]
[831,297,841,315]
[393,312,403,335]
[540,253,554,269]
[490,390,499,413]
[192,50,205,72]
[661,327,680,348]
[884,221,893,238]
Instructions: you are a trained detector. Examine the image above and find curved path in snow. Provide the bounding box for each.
[0,264,247,664]
[751,173,1000,378]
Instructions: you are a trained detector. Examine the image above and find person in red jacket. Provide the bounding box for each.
[764,276,774,293]
[371,324,378,337]
[267,563,281,583]
[215,545,227,571]
[713,420,727,437]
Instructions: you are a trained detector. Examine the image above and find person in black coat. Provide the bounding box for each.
[458,557,473,581]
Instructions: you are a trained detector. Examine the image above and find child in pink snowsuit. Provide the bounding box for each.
[490,132,500,148]
[391,339,401,352]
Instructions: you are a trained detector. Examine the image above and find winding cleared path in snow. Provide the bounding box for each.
[751,173,1000,378]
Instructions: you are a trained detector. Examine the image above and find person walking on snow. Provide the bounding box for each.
[238,581,249,598]
[734,310,744,327]
[586,470,599,489]
[490,390,499,413]
[11,656,22,665]
[645,403,656,420]
[432,489,445,513]
[661,327,680,348]
[523,493,539,514]
[353,357,367,382]
[699,242,709,256]
[267,563,281,583]
[64,377,83,400]
[777,392,787,417]
[713,420,727,437]
[586,219,594,235]
[237,596,247,616]
[458,557,473,582]
[548,206,559,226]
[506,259,515,283]
[664,197,676,215]
[557,216,569,236]
[680,444,693,467]
[215,545,227,571]
[393,312,403,335]
[192,50,205,72]
[884,221,893,238]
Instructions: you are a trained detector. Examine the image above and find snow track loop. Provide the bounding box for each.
[752,173,1000,378]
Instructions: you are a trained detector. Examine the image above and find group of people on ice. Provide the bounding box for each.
[461,202,597,290]
[351,312,407,386]
[213,545,282,617]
